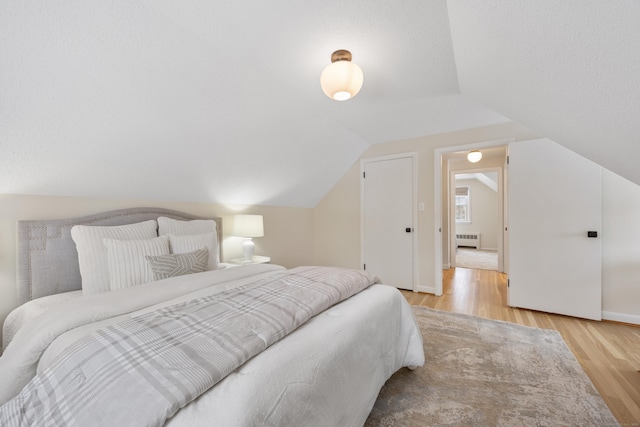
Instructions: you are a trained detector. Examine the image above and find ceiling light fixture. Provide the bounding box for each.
[467,150,483,163]
[320,50,364,101]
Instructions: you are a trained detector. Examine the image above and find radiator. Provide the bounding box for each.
[456,233,480,249]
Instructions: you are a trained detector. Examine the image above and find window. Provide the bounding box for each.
[455,186,470,223]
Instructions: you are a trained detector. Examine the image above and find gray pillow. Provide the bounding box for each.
[145,248,209,281]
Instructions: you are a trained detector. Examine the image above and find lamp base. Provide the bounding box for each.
[242,238,255,262]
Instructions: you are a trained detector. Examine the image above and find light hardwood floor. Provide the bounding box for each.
[401,267,640,426]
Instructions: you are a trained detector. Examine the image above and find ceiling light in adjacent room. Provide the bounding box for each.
[320,50,364,101]
[467,150,482,163]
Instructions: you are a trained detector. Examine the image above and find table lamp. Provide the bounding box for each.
[233,214,264,262]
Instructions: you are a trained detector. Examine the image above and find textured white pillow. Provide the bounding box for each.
[104,235,170,291]
[158,216,217,236]
[71,220,158,295]
[167,232,219,270]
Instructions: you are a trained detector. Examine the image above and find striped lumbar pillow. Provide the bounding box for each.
[104,235,170,290]
[145,248,209,281]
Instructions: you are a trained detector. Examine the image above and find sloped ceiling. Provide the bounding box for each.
[448,0,640,186]
[1,1,637,208]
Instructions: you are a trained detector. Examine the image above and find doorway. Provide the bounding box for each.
[435,138,602,321]
[450,169,502,272]
[433,141,511,296]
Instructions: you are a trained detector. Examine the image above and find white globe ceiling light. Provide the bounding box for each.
[320,50,364,101]
[467,150,483,163]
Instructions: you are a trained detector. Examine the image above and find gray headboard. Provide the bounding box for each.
[17,207,223,305]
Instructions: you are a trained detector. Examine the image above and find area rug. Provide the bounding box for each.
[365,307,619,426]
[455,248,498,271]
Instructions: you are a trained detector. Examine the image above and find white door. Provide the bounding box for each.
[508,138,602,320]
[362,156,415,290]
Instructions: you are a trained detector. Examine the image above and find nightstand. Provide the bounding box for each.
[229,255,271,265]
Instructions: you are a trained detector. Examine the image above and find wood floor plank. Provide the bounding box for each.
[401,267,640,425]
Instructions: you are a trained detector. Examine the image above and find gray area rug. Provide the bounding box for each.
[455,248,498,271]
[366,307,619,426]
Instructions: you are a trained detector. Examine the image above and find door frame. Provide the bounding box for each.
[361,152,419,292]
[433,139,513,296]
[449,166,504,272]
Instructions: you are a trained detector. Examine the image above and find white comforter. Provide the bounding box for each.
[0,264,424,426]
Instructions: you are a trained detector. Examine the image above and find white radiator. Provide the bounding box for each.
[456,233,480,249]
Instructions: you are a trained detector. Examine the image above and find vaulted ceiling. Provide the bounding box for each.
[1,1,638,207]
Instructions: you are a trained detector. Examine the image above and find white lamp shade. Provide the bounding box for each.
[467,150,483,163]
[320,60,364,101]
[233,215,264,238]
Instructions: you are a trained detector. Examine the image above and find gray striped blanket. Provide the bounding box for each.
[0,266,379,426]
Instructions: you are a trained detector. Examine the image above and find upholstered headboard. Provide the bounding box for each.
[17,207,223,305]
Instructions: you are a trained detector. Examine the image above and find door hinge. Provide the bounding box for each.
[507,155,510,165]
[507,279,510,288]
[363,171,366,178]
[363,263,366,270]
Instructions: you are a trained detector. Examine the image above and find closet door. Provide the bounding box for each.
[508,138,601,320]
[362,155,415,290]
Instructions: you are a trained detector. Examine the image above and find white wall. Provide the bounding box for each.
[454,177,499,250]
[602,170,640,324]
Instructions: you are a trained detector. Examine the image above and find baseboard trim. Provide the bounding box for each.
[602,311,640,326]
[442,263,450,270]
[418,285,435,294]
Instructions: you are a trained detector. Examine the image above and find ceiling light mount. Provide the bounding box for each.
[331,49,352,63]
[321,49,364,101]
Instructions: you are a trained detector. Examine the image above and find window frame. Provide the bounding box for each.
[455,185,471,224]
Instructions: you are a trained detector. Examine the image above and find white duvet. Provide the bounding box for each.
[0,264,424,426]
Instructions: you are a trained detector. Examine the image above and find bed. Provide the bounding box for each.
[0,207,424,426]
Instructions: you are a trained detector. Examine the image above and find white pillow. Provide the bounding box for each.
[167,232,219,271]
[71,220,158,295]
[104,235,170,291]
[158,216,217,236]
